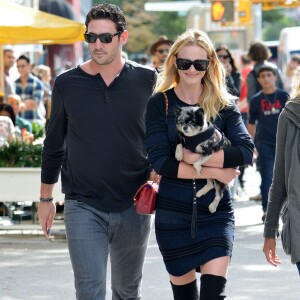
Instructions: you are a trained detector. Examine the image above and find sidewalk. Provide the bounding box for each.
[0,167,299,300]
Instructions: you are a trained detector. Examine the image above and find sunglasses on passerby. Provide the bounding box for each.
[176,58,210,71]
[156,49,169,54]
[84,32,121,43]
[217,54,230,60]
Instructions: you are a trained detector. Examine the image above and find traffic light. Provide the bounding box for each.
[211,0,234,22]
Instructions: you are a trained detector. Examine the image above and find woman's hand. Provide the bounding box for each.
[215,168,240,184]
[182,148,201,164]
[263,238,281,267]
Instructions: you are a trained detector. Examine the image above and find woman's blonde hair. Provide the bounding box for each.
[154,29,231,120]
[289,67,300,103]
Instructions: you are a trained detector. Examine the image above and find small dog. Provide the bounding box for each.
[175,106,231,213]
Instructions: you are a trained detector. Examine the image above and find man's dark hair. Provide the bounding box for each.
[85,3,126,33]
[4,49,13,55]
[256,66,276,77]
[17,55,30,64]
[291,54,300,65]
[248,42,271,63]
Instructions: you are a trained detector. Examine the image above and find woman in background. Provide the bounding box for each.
[263,70,300,275]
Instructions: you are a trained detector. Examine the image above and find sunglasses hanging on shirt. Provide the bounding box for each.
[84,32,121,43]
[176,58,210,71]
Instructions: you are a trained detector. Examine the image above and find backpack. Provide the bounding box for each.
[249,69,262,94]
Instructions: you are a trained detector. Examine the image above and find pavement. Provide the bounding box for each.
[0,166,299,300]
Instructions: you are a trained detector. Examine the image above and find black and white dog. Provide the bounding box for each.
[175,106,231,213]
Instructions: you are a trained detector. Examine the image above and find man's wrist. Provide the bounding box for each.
[39,197,54,203]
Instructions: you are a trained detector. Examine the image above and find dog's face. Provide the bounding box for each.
[175,106,207,136]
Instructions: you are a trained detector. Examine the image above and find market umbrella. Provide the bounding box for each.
[0,0,86,95]
[0,0,85,45]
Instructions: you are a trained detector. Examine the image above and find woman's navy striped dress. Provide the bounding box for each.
[146,88,254,276]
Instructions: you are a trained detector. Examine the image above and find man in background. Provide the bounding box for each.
[15,55,44,123]
[248,66,289,222]
[150,36,173,72]
[3,48,16,101]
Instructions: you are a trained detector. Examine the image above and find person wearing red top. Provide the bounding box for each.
[238,54,253,125]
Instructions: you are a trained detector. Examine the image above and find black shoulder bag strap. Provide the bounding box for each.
[162,92,178,151]
[250,69,262,93]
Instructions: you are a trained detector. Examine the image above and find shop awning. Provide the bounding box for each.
[0,0,85,45]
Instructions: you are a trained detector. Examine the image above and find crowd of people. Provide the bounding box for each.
[1,48,55,145]
[1,2,300,299]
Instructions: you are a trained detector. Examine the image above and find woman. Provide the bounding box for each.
[216,45,241,98]
[282,54,300,94]
[263,71,300,275]
[146,29,254,299]
[0,104,16,147]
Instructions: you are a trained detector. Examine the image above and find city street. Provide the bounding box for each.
[0,166,299,300]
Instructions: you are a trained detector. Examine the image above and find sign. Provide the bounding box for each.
[211,0,235,22]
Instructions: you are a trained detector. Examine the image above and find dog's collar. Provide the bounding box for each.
[183,122,215,151]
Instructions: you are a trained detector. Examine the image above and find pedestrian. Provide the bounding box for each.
[247,41,284,202]
[216,45,241,97]
[247,65,289,222]
[247,41,283,102]
[282,54,300,94]
[38,3,156,300]
[146,29,254,300]
[238,54,253,125]
[3,48,16,101]
[15,55,44,123]
[150,35,173,73]
[263,70,300,275]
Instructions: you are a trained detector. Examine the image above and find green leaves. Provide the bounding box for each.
[31,121,45,140]
[0,142,42,168]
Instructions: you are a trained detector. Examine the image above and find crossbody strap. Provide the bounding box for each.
[162,92,178,150]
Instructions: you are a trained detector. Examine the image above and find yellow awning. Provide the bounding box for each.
[0,0,85,45]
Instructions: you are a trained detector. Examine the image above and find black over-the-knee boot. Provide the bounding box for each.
[199,274,227,300]
[171,279,199,300]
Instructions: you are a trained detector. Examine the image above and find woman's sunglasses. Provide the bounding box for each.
[84,32,121,44]
[176,58,210,71]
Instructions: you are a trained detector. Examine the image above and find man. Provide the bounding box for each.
[15,55,44,122]
[38,4,156,300]
[247,66,289,222]
[246,41,284,201]
[150,35,173,72]
[3,48,16,101]
[247,41,283,102]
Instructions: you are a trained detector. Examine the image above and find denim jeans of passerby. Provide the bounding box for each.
[257,143,275,212]
[297,262,300,275]
[64,199,152,300]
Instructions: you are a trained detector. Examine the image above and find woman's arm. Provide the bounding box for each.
[264,113,288,238]
[178,161,239,184]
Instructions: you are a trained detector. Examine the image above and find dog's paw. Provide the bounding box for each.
[175,144,183,161]
[193,160,202,174]
[208,202,217,213]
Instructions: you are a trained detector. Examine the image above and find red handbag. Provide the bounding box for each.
[134,181,158,215]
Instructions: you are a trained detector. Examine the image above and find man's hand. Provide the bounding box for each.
[149,169,160,183]
[263,238,281,267]
[37,202,56,238]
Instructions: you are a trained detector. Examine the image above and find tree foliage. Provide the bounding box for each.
[91,0,186,56]
[263,9,300,41]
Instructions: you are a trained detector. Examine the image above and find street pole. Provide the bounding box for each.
[252,3,262,41]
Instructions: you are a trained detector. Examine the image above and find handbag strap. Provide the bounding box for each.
[162,91,178,150]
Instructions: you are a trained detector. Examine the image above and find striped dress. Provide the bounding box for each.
[146,88,254,276]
